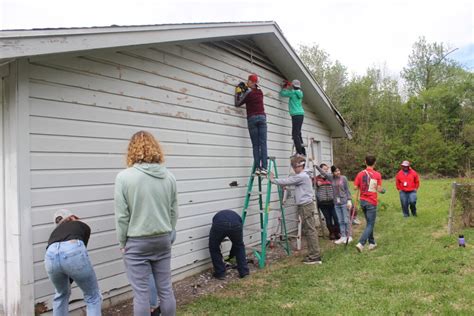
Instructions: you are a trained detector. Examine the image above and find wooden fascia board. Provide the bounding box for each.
[0,23,276,60]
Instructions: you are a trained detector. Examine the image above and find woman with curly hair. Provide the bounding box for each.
[114,131,178,316]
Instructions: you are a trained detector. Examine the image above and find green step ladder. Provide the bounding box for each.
[241,156,291,268]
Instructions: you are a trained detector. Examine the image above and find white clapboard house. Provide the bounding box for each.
[0,22,351,315]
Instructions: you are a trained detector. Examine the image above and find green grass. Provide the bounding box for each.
[179,179,474,315]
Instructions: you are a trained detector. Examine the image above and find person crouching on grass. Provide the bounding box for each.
[270,156,322,264]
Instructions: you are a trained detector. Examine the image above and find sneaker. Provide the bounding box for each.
[212,273,225,280]
[151,306,161,316]
[352,218,361,225]
[260,169,268,176]
[355,243,364,252]
[368,243,377,250]
[346,237,353,243]
[303,257,322,265]
[254,169,261,176]
[239,272,250,279]
[334,237,347,244]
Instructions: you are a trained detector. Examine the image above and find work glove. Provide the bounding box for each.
[347,200,353,210]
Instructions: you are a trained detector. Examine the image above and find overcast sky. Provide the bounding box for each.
[1,0,472,75]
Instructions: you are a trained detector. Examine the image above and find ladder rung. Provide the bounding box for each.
[248,191,264,195]
[243,208,263,212]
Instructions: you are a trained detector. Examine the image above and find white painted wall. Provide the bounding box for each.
[27,40,333,311]
[0,66,5,315]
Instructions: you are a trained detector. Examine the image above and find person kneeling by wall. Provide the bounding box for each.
[209,209,250,280]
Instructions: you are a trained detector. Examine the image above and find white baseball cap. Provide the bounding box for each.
[292,79,301,88]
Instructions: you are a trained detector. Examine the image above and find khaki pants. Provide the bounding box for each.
[298,202,321,259]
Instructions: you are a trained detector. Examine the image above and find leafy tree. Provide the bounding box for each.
[297,38,471,178]
[401,36,460,96]
[412,124,463,176]
[298,44,348,105]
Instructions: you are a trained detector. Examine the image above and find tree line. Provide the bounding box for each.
[298,37,473,179]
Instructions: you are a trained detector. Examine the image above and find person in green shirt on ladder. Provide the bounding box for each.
[280,79,306,157]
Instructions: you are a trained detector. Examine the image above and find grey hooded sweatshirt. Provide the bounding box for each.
[114,163,178,248]
[270,169,314,205]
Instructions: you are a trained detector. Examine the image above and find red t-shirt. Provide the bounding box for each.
[354,168,382,206]
[395,169,420,192]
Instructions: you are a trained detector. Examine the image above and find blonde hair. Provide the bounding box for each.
[126,131,165,167]
[291,156,306,168]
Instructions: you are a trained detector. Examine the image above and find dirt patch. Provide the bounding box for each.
[102,242,294,315]
[431,230,446,239]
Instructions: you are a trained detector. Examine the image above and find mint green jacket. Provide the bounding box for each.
[114,163,178,248]
[280,88,304,116]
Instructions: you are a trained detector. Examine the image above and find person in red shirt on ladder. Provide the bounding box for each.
[395,160,420,218]
[235,74,268,176]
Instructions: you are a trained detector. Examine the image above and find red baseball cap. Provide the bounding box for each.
[248,74,259,83]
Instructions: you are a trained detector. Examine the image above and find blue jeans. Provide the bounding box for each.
[247,115,268,170]
[44,240,102,316]
[209,210,249,278]
[359,200,377,245]
[334,204,350,238]
[400,190,417,217]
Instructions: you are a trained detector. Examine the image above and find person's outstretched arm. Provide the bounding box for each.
[280,88,294,97]
[270,173,303,186]
[314,164,333,180]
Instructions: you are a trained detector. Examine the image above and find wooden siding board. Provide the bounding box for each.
[29,86,326,144]
[30,45,328,130]
[29,106,300,148]
[28,66,327,135]
[120,46,327,128]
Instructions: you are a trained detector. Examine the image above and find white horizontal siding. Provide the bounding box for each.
[29,40,333,309]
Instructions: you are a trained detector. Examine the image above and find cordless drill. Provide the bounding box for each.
[235,81,248,94]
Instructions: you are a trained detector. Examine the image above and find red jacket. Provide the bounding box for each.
[395,169,420,192]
